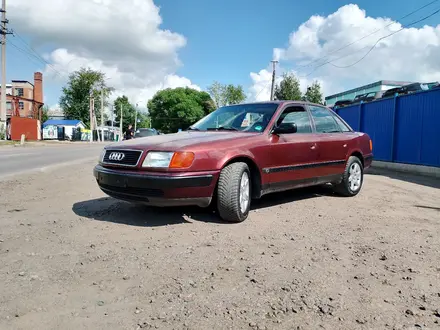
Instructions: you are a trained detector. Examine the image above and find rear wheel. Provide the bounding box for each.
[333,156,363,197]
[217,162,251,222]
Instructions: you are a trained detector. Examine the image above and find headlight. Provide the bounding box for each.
[99,149,106,163]
[142,151,195,168]
[142,151,174,168]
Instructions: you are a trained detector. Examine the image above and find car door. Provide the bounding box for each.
[263,105,319,192]
[307,105,351,179]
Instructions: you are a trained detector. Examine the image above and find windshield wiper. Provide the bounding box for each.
[206,126,238,131]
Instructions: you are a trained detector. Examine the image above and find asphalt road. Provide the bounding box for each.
[0,143,106,180]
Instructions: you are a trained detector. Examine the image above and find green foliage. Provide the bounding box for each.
[136,112,151,129]
[224,84,246,105]
[274,73,323,104]
[304,81,323,104]
[207,81,225,108]
[274,73,302,101]
[41,106,49,123]
[147,87,215,133]
[207,81,246,107]
[59,67,113,127]
[113,95,137,132]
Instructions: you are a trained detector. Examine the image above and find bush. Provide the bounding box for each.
[0,124,5,140]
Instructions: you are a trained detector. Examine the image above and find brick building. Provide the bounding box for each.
[0,72,44,119]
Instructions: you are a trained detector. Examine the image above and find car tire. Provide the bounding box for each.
[217,162,251,223]
[333,156,364,197]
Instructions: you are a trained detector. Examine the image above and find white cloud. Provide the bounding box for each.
[250,4,440,101]
[9,0,200,107]
[248,68,274,102]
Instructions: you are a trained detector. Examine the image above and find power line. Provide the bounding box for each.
[7,37,47,65]
[297,45,371,78]
[254,81,272,100]
[327,8,440,69]
[293,6,440,78]
[8,27,65,77]
[295,0,439,71]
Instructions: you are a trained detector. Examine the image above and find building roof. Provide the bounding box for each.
[11,80,34,87]
[42,119,84,127]
[325,80,414,100]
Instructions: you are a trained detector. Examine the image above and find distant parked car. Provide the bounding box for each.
[382,83,429,99]
[134,128,159,138]
[351,91,384,105]
[94,101,373,223]
[333,99,353,108]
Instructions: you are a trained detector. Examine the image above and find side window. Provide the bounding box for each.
[277,106,312,133]
[309,106,341,133]
[332,115,351,132]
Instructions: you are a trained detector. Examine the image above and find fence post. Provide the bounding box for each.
[358,101,363,132]
[390,95,398,162]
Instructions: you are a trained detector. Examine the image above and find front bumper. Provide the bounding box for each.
[364,154,373,169]
[93,165,218,207]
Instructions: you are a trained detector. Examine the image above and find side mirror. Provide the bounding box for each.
[272,122,297,135]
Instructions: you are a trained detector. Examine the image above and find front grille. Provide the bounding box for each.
[103,149,142,166]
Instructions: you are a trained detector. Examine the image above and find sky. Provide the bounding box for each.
[5,0,440,111]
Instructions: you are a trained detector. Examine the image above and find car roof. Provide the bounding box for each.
[226,101,327,108]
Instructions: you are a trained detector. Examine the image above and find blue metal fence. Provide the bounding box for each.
[335,88,440,167]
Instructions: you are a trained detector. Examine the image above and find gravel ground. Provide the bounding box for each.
[0,161,439,330]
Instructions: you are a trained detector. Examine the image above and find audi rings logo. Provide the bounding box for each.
[108,152,125,161]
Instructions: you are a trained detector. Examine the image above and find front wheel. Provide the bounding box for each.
[217,162,251,222]
[333,156,364,197]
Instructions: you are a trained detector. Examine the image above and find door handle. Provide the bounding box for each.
[310,144,317,150]
[343,144,347,148]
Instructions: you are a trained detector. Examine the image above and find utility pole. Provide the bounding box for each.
[270,60,278,101]
[119,103,123,141]
[89,91,94,143]
[100,83,104,142]
[1,0,12,139]
[110,105,114,129]
[134,103,138,132]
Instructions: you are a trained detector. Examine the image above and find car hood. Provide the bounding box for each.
[105,131,259,151]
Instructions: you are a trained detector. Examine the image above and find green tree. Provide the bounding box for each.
[136,111,151,129]
[113,95,137,132]
[207,81,225,108]
[224,84,246,105]
[41,106,49,123]
[304,81,323,104]
[274,73,302,101]
[207,81,246,107]
[59,67,113,127]
[147,87,215,133]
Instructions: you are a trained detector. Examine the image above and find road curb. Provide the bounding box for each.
[369,160,440,178]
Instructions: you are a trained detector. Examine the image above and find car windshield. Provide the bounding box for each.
[190,103,279,132]
[135,129,157,137]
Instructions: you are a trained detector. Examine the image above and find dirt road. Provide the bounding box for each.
[1,161,439,330]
